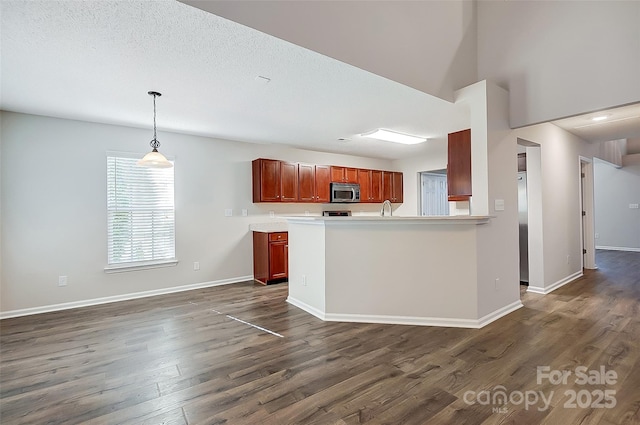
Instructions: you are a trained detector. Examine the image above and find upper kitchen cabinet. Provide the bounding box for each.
[330,166,358,183]
[280,161,298,202]
[447,129,472,201]
[253,158,281,202]
[382,171,403,203]
[358,169,383,203]
[298,163,330,203]
[315,165,331,203]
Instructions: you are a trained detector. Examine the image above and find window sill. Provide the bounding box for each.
[104,259,179,274]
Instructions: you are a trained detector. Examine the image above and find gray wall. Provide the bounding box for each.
[182,0,478,102]
[477,0,640,128]
[185,0,640,129]
[0,111,392,314]
[594,159,640,251]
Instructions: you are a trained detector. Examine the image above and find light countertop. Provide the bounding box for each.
[285,215,492,225]
[249,222,288,233]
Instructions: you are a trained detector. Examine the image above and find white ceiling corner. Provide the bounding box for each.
[0,0,469,160]
[2,0,634,159]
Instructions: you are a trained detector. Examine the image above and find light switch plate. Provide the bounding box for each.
[494,199,505,211]
[630,203,639,209]
[224,209,232,217]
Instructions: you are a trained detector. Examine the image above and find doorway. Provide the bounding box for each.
[420,170,449,216]
[517,139,544,292]
[579,157,597,269]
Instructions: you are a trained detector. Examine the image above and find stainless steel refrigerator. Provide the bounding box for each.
[518,172,529,283]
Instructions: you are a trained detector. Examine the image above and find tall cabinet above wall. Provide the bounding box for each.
[447,129,472,202]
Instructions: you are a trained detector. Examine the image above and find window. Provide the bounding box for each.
[106,153,175,271]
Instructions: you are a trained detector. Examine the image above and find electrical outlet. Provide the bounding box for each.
[241,209,248,217]
[193,262,200,271]
[305,211,310,216]
[224,209,233,217]
[494,278,499,291]
[302,275,307,286]
[567,255,570,264]
[595,233,599,239]
[269,211,275,218]
[58,276,68,287]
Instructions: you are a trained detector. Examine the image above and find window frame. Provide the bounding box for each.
[104,151,178,273]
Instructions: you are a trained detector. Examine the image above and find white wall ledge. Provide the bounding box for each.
[286,216,491,225]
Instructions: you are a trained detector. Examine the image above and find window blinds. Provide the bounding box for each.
[107,155,175,265]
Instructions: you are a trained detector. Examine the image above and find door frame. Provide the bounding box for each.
[579,156,597,269]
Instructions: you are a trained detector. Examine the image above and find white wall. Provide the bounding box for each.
[509,124,598,293]
[594,159,640,251]
[182,0,478,102]
[475,81,520,317]
[392,139,449,217]
[388,80,599,296]
[0,111,393,314]
[478,0,640,128]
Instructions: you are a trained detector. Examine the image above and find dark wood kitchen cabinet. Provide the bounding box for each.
[252,158,399,204]
[382,171,403,203]
[330,166,358,183]
[358,169,383,203]
[298,163,331,203]
[280,161,298,202]
[252,158,280,202]
[253,231,288,285]
[447,129,472,201]
[252,159,306,203]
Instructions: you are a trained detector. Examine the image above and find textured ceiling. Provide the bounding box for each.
[0,0,469,160]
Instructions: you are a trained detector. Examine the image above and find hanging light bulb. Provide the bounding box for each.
[137,91,173,168]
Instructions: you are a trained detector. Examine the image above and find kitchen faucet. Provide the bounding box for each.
[380,199,392,217]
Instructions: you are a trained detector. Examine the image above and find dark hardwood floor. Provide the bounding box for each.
[1,250,639,424]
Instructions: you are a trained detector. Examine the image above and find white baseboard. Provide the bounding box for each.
[526,270,583,295]
[286,297,326,321]
[287,296,523,329]
[596,245,640,252]
[0,275,253,320]
[476,300,524,328]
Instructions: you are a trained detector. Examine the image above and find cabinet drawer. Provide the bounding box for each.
[268,232,288,242]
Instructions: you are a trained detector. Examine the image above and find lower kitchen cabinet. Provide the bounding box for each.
[253,231,288,285]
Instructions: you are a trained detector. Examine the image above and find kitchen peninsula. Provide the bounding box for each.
[286,215,523,328]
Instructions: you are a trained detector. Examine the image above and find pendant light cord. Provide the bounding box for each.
[149,91,161,151]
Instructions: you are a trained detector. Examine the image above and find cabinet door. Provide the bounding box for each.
[382,171,393,201]
[330,166,345,182]
[298,163,316,202]
[252,159,280,202]
[358,169,371,202]
[392,172,403,203]
[345,168,358,183]
[447,129,472,201]
[315,165,331,203]
[280,161,298,202]
[269,241,288,280]
[370,170,383,203]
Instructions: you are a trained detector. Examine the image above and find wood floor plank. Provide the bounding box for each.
[1,250,639,424]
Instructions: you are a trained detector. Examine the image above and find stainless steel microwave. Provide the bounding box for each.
[330,182,360,203]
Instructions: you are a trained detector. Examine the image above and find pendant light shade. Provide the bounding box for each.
[137,91,173,168]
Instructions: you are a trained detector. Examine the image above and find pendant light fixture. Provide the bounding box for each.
[137,91,173,168]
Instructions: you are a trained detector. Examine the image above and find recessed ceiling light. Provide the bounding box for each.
[591,115,609,121]
[361,128,426,145]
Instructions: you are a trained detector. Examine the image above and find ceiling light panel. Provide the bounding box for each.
[361,128,427,145]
